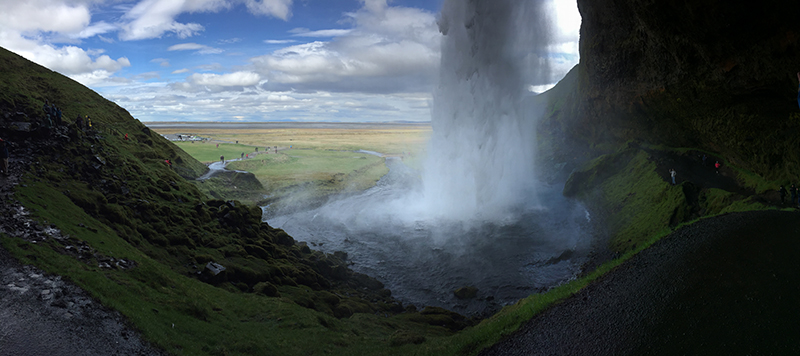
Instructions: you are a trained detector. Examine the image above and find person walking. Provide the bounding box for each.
[796,72,800,109]
[714,161,721,174]
[0,139,8,176]
[220,155,224,164]
[670,168,677,185]
[791,184,798,206]
[779,185,787,204]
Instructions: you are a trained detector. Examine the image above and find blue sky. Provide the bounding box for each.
[0,0,580,122]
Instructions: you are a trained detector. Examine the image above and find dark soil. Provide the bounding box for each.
[479,210,800,355]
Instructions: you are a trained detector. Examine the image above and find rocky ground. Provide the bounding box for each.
[480,210,800,355]
[481,149,800,355]
[0,139,164,356]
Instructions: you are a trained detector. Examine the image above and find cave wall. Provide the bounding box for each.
[573,0,800,180]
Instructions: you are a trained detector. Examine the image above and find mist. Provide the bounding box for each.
[267,0,590,314]
[422,0,551,221]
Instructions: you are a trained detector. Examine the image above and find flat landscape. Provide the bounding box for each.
[148,122,432,208]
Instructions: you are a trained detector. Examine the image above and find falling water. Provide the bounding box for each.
[420,0,552,220]
[268,0,589,315]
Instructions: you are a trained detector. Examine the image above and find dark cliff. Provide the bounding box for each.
[566,0,800,180]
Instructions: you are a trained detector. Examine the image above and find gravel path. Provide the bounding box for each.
[0,142,165,356]
[480,210,800,355]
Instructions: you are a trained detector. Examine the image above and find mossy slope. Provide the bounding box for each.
[0,46,468,355]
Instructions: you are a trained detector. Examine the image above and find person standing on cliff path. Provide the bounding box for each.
[715,161,721,174]
[670,168,677,185]
[0,139,9,176]
[779,185,787,204]
[796,72,800,108]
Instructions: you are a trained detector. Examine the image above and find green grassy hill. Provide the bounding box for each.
[0,46,473,355]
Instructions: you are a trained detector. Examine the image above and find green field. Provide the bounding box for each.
[164,126,431,208]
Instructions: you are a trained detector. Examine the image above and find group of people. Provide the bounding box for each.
[668,155,723,186]
[42,99,93,132]
[779,184,800,207]
[42,100,63,127]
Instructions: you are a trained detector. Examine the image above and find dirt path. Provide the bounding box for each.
[0,137,165,356]
[646,149,749,194]
[480,210,800,355]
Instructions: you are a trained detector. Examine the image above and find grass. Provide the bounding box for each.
[168,127,430,209]
[169,141,268,163]
[1,43,789,356]
[229,149,387,192]
[9,174,457,356]
[155,127,432,157]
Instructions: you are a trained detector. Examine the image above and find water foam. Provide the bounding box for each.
[417,0,552,221]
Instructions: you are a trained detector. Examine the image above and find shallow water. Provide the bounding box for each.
[266,158,592,315]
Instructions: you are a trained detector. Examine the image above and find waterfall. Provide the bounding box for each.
[420,0,553,221]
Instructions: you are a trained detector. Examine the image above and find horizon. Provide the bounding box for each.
[1,0,580,123]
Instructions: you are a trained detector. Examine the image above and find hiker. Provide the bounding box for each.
[780,185,787,204]
[796,72,800,109]
[42,100,51,121]
[0,139,8,176]
[124,133,129,140]
[220,155,224,164]
[165,159,172,168]
[85,115,93,130]
[216,143,219,148]
[75,115,83,130]
[670,168,677,185]
[54,106,62,126]
[53,105,61,126]
[714,161,721,174]
[791,184,798,205]
[241,152,244,159]
[255,147,258,152]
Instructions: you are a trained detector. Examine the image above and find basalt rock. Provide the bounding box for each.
[565,0,800,181]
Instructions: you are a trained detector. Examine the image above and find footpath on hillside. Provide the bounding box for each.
[481,150,800,355]
[0,131,165,356]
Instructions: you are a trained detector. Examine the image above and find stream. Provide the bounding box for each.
[266,157,593,315]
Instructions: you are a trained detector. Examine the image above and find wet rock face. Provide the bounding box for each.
[574,0,800,179]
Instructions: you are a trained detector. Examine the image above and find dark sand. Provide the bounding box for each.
[480,210,800,356]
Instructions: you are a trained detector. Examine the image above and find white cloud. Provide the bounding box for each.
[172,68,190,74]
[189,71,262,86]
[151,58,171,67]
[0,0,91,34]
[98,80,431,122]
[265,39,296,44]
[243,0,293,20]
[289,28,352,37]
[119,0,294,40]
[168,42,224,54]
[118,0,225,40]
[169,71,262,92]
[72,21,117,39]
[0,0,131,86]
[250,1,441,94]
[0,31,129,83]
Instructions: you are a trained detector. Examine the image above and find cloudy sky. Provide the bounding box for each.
[0,0,580,122]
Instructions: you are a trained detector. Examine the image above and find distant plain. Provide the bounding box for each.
[149,122,432,207]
